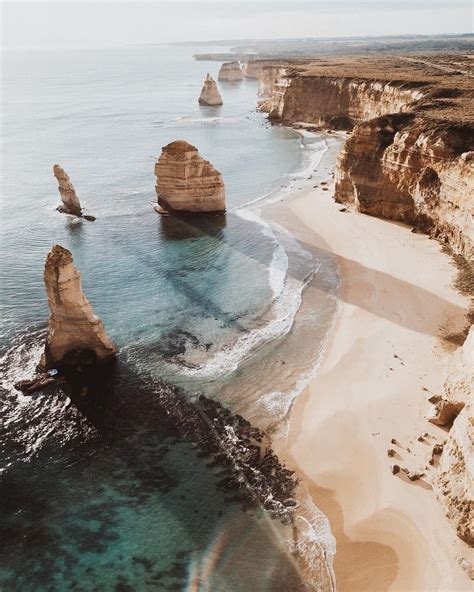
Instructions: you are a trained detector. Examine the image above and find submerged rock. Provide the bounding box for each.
[53,164,82,217]
[155,140,226,213]
[14,373,66,395]
[39,245,117,371]
[218,61,243,82]
[198,74,223,106]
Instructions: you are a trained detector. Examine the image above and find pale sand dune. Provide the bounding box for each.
[263,137,472,591]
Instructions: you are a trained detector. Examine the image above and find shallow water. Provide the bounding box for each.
[1,45,338,590]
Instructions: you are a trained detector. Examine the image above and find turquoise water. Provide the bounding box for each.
[1,46,337,590]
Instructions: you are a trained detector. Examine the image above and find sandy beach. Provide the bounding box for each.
[264,135,472,591]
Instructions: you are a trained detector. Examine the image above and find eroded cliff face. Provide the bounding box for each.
[244,58,300,81]
[334,115,474,259]
[243,59,266,79]
[40,245,117,370]
[268,76,425,129]
[155,140,226,213]
[263,69,473,259]
[258,65,290,98]
[432,327,473,546]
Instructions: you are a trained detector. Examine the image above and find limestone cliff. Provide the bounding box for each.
[53,164,82,216]
[267,76,425,128]
[243,58,296,80]
[198,74,223,106]
[40,245,117,370]
[155,140,226,213]
[334,115,474,260]
[258,65,291,98]
[243,59,266,79]
[261,61,473,259]
[218,61,243,82]
[432,327,473,546]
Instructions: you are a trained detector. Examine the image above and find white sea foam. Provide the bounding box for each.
[291,493,337,591]
[253,299,340,441]
[235,208,287,300]
[161,115,225,128]
[178,226,314,379]
[178,269,305,380]
[0,331,45,406]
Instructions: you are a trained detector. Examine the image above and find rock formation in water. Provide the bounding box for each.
[198,74,223,106]
[39,245,117,371]
[218,61,243,82]
[53,164,83,217]
[155,140,226,214]
[431,327,473,546]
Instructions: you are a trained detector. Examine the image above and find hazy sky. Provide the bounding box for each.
[3,1,473,49]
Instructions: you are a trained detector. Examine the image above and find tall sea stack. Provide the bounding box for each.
[155,140,226,214]
[39,245,117,371]
[53,164,82,217]
[198,74,223,106]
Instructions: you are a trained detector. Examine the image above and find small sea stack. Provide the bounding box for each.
[154,140,226,214]
[198,74,223,106]
[53,164,82,216]
[53,165,95,220]
[39,245,117,371]
[218,61,243,82]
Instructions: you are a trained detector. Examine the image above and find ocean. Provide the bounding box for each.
[1,45,339,591]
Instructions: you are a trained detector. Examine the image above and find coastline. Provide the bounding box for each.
[260,134,472,590]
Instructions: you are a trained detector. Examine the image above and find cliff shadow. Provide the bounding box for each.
[332,252,467,341]
[157,211,227,241]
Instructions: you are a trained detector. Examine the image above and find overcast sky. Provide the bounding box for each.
[3,1,473,49]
